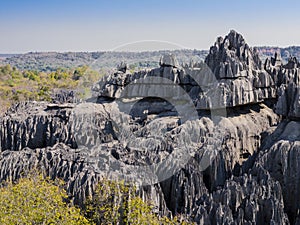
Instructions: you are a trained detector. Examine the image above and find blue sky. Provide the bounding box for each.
[0,0,300,53]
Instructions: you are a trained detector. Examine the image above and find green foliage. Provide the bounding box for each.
[0,64,194,224]
[85,179,193,225]
[85,179,129,224]
[0,64,105,113]
[73,65,89,80]
[23,70,40,81]
[0,171,193,225]
[126,197,160,225]
[0,173,90,225]
[0,64,12,75]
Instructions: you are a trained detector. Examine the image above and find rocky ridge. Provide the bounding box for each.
[95,30,277,109]
[0,30,300,224]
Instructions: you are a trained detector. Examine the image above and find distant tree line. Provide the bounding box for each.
[0,64,105,113]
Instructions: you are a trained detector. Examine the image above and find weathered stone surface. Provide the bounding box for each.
[117,61,128,73]
[193,168,289,225]
[1,30,300,224]
[264,53,300,118]
[203,30,276,108]
[0,100,280,221]
[276,81,300,118]
[0,101,115,151]
[0,143,171,214]
[159,53,179,68]
[254,121,300,224]
[95,30,277,109]
[205,30,260,79]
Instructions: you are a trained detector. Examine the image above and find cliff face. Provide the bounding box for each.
[254,121,300,224]
[1,30,300,224]
[95,30,276,109]
[204,30,276,107]
[0,102,114,151]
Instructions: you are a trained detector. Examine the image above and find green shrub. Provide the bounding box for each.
[0,170,193,225]
[0,173,90,225]
[85,179,192,225]
[0,64,106,113]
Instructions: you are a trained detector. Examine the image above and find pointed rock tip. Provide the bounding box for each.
[159,53,179,68]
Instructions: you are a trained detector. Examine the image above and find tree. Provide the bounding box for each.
[0,173,90,225]
[84,178,192,225]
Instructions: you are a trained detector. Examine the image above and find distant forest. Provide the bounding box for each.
[1,46,300,72]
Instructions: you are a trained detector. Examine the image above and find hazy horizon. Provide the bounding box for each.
[1,44,300,55]
[1,0,300,54]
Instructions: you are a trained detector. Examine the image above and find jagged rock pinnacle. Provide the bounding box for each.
[205,30,261,78]
[159,53,179,68]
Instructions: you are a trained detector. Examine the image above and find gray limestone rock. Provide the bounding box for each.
[117,61,128,73]
[254,121,300,224]
[0,100,280,223]
[159,53,179,68]
[264,54,300,118]
[1,30,300,225]
[193,169,289,225]
[205,30,260,79]
[95,30,277,110]
[0,102,116,151]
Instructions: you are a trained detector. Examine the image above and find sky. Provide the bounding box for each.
[0,0,300,53]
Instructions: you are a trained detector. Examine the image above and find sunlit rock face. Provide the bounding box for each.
[95,30,277,110]
[1,30,300,224]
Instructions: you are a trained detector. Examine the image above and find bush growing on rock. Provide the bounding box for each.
[0,173,90,225]
[84,178,192,225]
[0,172,191,225]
